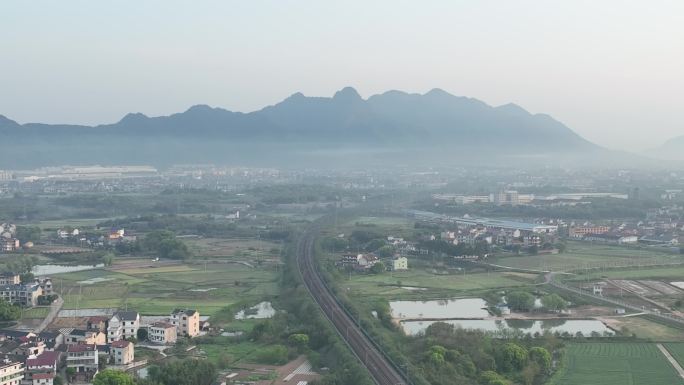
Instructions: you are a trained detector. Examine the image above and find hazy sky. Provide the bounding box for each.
[2,1,683,151]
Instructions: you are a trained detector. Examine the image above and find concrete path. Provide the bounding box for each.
[656,343,684,379]
[34,296,64,333]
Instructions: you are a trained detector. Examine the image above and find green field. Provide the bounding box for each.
[339,268,537,298]
[54,262,279,315]
[567,265,684,281]
[551,343,683,385]
[604,316,684,342]
[494,242,680,272]
[21,307,51,319]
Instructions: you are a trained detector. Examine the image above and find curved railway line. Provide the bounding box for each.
[296,226,408,385]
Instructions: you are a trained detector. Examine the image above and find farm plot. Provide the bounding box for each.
[342,269,537,298]
[53,262,279,316]
[551,343,683,385]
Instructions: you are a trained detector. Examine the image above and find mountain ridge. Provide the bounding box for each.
[0,87,603,168]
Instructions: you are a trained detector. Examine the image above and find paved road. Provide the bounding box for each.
[34,296,64,333]
[657,343,684,379]
[297,226,407,385]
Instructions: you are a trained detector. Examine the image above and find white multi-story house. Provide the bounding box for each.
[0,361,24,385]
[107,311,139,343]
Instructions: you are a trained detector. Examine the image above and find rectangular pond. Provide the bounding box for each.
[389,298,489,319]
[401,318,614,337]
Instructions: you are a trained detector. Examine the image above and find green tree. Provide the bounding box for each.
[20,272,35,284]
[255,345,289,365]
[0,299,21,321]
[528,346,552,373]
[497,342,528,372]
[137,328,148,341]
[93,369,135,385]
[15,225,41,243]
[556,242,567,253]
[369,261,386,274]
[142,230,192,260]
[375,245,396,258]
[102,252,115,267]
[148,360,216,385]
[365,238,387,252]
[288,333,309,351]
[480,370,510,385]
[506,291,535,311]
[541,294,568,312]
[53,376,64,385]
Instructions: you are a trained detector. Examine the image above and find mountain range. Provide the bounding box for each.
[0,87,606,168]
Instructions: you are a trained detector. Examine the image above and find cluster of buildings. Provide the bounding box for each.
[432,191,534,206]
[432,191,631,206]
[566,206,684,246]
[0,273,53,307]
[0,307,202,384]
[438,227,551,250]
[53,226,137,249]
[338,253,408,272]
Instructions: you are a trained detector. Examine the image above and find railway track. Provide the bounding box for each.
[296,227,407,385]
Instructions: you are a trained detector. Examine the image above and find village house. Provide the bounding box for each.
[0,360,24,385]
[1,238,20,252]
[149,322,177,345]
[86,317,108,333]
[170,309,200,338]
[107,228,125,240]
[34,279,52,296]
[0,273,20,286]
[66,344,98,379]
[64,329,106,346]
[110,340,134,365]
[0,283,42,307]
[0,330,36,342]
[391,256,408,271]
[14,339,45,358]
[107,311,139,343]
[23,351,59,385]
[36,331,62,351]
[358,254,379,269]
[338,253,381,270]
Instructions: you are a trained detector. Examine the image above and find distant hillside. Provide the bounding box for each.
[0,87,602,168]
[647,136,684,161]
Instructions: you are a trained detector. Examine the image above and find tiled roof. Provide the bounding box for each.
[110,340,131,348]
[67,344,96,352]
[26,351,59,367]
[115,311,139,321]
[32,372,55,380]
[151,321,175,329]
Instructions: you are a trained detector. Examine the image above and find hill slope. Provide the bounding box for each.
[0,87,599,168]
